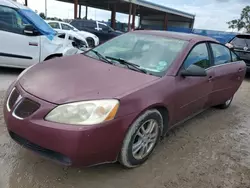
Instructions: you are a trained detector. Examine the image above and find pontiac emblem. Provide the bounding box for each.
[244,46,248,51]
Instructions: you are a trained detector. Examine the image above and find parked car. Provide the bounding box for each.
[70,19,123,44]
[4,31,245,168]
[0,0,86,69]
[226,34,250,72]
[46,20,99,48]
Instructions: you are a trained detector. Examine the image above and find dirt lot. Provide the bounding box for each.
[1,68,250,188]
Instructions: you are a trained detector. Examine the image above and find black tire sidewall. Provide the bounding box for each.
[218,97,233,109]
[119,110,163,168]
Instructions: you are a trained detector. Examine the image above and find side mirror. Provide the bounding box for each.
[23,24,38,36]
[180,64,207,77]
[225,43,234,49]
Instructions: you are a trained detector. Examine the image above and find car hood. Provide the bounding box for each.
[113,30,123,35]
[19,55,159,104]
[77,31,97,38]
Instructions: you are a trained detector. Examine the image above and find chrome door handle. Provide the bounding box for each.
[208,76,213,82]
[238,68,244,72]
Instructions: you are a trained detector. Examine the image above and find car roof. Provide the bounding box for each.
[46,20,70,25]
[133,30,218,43]
[1,0,28,9]
[72,19,95,23]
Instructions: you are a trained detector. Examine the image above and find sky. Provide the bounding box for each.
[17,0,249,31]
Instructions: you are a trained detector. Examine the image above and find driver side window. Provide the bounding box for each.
[98,23,110,32]
[0,5,27,34]
[184,43,210,69]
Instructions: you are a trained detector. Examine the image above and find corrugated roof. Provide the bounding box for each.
[123,0,195,19]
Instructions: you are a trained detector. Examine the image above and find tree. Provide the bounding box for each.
[39,12,46,19]
[227,6,250,33]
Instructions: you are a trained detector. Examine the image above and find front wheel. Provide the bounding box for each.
[119,109,163,168]
[216,97,233,109]
[86,37,95,48]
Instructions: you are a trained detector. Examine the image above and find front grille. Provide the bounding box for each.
[9,131,72,165]
[7,88,19,111]
[14,98,40,119]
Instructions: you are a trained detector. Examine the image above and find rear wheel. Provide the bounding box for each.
[216,97,233,109]
[119,109,163,168]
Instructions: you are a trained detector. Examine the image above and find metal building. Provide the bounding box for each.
[56,0,195,31]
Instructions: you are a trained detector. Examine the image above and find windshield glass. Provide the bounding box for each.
[69,24,78,31]
[231,35,250,47]
[18,9,56,40]
[85,32,187,76]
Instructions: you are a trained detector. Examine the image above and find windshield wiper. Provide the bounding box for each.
[105,56,147,74]
[89,49,112,64]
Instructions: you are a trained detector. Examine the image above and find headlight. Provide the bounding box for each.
[45,99,119,125]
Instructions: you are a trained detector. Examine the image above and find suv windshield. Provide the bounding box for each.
[85,33,187,76]
[231,35,250,48]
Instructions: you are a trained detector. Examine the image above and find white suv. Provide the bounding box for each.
[0,0,85,69]
[47,20,99,48]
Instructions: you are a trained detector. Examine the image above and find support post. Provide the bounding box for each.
[85,6,88,19]
[45,0,47,17]
[74,0,78,19]
[163,13,168,30]
[111,4,116,29]
[132,4,136,30]
[79,5,81,18]
[128,3,132,31]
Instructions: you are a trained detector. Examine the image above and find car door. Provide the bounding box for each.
[82,20,97,34]
[171,43,214,125]
[208,43,246,106]
[97,23,114,43]
[0,5,40,68]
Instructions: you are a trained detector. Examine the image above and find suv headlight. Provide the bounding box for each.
[45,99,119,125]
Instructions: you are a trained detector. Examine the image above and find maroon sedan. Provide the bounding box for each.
[4,31,246,168]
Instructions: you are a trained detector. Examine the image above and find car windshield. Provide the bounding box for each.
[231,35,250,48]
[18,9,56,40]
[85,33,187,76]
[70,25,79,31]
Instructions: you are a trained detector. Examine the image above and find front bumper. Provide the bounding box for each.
[4,84,137,166]
[242,60,250,72]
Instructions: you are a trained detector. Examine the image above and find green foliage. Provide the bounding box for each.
[39,12,46,19]
[227,6,250,32]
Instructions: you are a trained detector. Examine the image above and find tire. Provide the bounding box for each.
[45,55,61,61]
[86,37,95,48]
[119,109,163,168]
[216,97,233,109]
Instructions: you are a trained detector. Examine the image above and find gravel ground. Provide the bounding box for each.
[0,69,250,188]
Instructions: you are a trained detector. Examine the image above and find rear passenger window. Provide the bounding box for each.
[211,43,231,65]
[184,43,210,69]
[71,21,81,29]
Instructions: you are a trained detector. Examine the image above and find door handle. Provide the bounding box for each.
[208,76,213,82]
[238,68,244,72]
